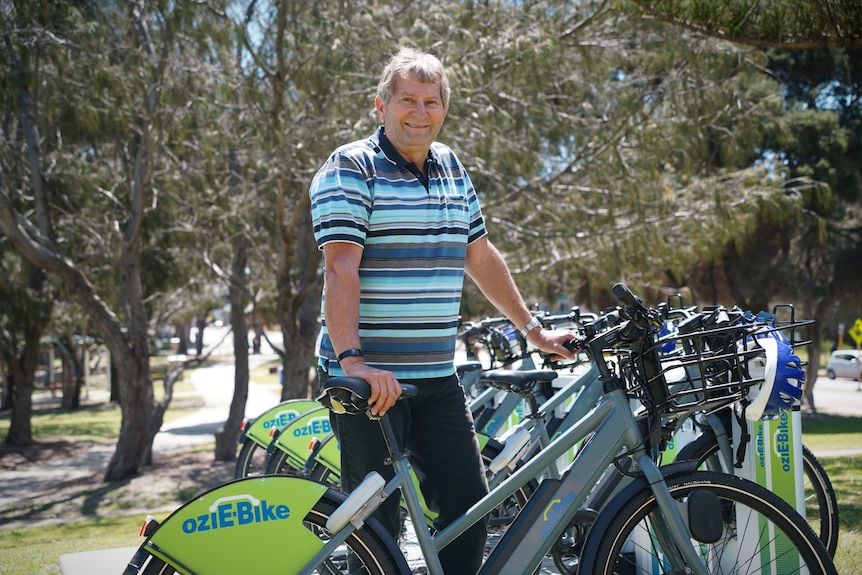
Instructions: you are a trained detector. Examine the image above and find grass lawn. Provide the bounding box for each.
[825,455,862,574]
[1,516,144,574]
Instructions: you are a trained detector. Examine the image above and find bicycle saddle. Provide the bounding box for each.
[456,361,483,375]
[481,369,558,394]
[317,377,419,415]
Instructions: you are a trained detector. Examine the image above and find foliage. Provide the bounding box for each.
[2,0,861,476]
[621,0,862,49]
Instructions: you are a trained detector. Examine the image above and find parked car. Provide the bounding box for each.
[825,350,862,380]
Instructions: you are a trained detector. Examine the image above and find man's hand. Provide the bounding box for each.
[527,328,580,362]
[339,357,402,417]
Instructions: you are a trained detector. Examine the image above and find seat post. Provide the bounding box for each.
[374,412,410,465]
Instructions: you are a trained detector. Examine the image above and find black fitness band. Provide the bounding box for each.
[337,348,364,362]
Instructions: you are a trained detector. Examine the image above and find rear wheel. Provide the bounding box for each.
[265,445,296,475]
[305,491,410,574]
[234,439,269,478]
[124,491,409,575]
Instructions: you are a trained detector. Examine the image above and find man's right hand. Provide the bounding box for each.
[339,357,402,417]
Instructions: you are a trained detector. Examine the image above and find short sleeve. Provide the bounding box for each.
[309,151,373,250]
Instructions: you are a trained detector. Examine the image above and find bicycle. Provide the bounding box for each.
[121,283,837,575]
[295,299,838,571]
[239,358,486,481]
[234,398,322,477]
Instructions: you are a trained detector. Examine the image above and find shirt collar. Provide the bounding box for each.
[373,126,437,170]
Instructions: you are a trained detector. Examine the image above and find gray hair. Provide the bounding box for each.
[377,47,450,107]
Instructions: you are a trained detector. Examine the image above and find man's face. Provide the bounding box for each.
[375,76,448,164]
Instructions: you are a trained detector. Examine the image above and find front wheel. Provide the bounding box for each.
[678,429,839,558]
[578,470,837,575]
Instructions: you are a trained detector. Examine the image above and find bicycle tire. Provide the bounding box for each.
[234,438,269,478]
[677,429,839,558]
[265,443,295,476]
[578,470,837,575]
[123,490,409,575]
[304,491,411,575]
[139,555,170,575]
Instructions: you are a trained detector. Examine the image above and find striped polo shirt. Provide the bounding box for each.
[310,126,487,379]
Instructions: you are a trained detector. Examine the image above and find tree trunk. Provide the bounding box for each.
[277,187,322,401]
[278,298,321,402]
[0,363,9,412]
[802,298,828,414]
[4,330,38,446]
[195,317,206,356]
[4,264,50,446]
[109,358,121,403]
[101,326,158,479]
[57,335,83,409]
[214,292,249,460]
[174,320,191,355]
[214,148,250,461]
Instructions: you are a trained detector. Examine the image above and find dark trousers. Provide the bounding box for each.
[330,374,490,575]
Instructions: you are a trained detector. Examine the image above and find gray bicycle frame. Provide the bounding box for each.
[486,362,602,487]
[300,377,710,575]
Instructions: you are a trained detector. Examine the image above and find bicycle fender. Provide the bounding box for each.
[311,432,341,473]
[243,399,322,447]
[143,476,330,574]
[268,407,331,468]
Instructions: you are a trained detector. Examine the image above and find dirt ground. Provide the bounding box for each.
[0,439,235,528]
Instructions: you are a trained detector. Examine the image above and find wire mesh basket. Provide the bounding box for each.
[618,318,814,418]
[485,322,526,364]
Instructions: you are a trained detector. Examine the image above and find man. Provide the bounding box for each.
[309,47,576,574]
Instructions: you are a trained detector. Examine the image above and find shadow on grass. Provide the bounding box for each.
[0,474,134,527]
[801,412,862,435]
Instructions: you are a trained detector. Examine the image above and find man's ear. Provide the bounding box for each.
[374,95,385,122]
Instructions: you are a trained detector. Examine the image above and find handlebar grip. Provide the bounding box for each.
[563,338,584,352]
[612,282,640,308]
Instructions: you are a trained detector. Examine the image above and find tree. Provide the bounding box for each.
[230,0,387,402]
[0,1,222,479]
[599,3,862,415]
[622,0,862,49]
[4,0,859,476]
[761,48,862,411]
